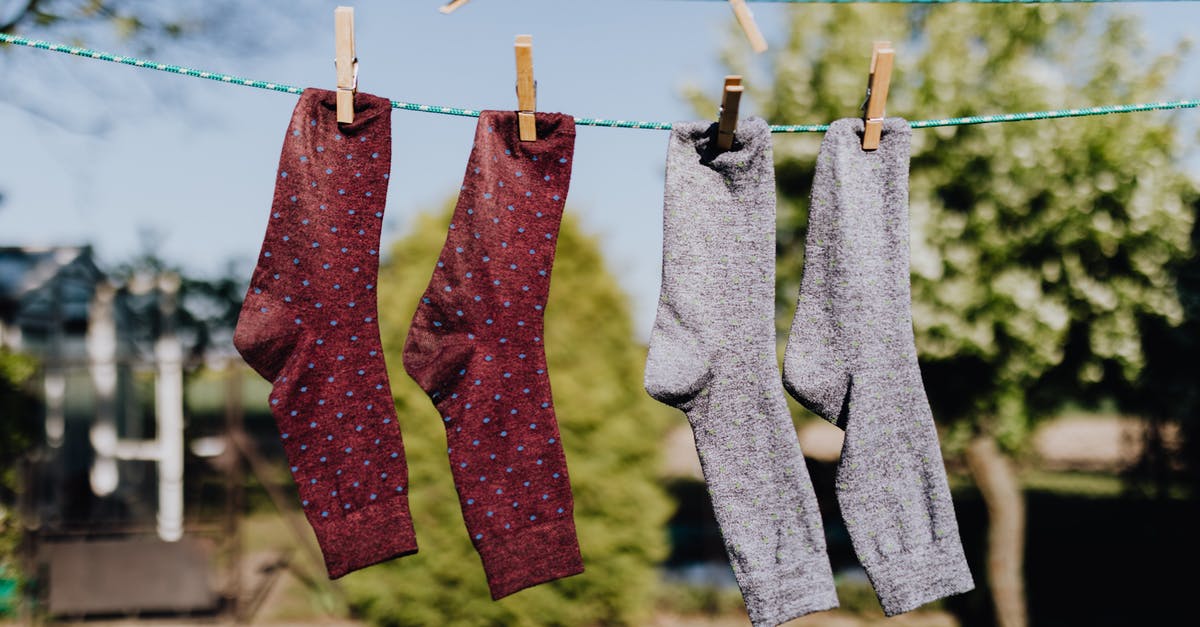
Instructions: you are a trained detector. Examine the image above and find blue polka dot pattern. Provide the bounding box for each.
[402,111,583,600]
[234,89,417,579]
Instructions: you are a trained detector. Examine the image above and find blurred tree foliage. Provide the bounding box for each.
[341,206,676,627]
[109,242,247,368]
[702,5,1197,626]
[0,349,38,567]
[0,0,277,48]
[2,0,188,38]
[710,4,1196,444]
[0,1,305,205]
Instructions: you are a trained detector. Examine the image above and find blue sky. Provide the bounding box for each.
[1,0,1197,337]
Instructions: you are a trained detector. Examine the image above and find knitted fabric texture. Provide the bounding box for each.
[646,118,838,626]
[403,111,584,599]
[235,89,416,578]
[782,117,974,615]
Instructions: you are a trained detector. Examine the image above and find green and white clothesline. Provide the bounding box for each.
[1,32,1197,132]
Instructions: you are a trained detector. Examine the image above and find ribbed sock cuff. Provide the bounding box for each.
[476,519,585,599]
[309,495,418,579]
[865,538,975,616]
[740,557,839,627]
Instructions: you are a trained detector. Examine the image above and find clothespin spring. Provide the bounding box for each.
[861,41,894,151]
[337,57,360,92]
[514,34,537,141]
[717,75,743,151]
[516,80,537,106]
[334,5,357,124]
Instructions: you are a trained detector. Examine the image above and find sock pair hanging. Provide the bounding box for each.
[234,89,582,598]
[646,117,973,625]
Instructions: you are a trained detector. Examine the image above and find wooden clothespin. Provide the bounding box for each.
[717,75,743,151]
[861,41,895,151]
[334,6,357,124]
[514,34,537,142]
[439,0,472,14]
[728,0,768,54]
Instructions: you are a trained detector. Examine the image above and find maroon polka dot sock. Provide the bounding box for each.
[403,111,584,599]
[235,89,417,579]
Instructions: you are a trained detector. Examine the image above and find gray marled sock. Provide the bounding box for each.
[782,118,974,616]
[647,118,838,626]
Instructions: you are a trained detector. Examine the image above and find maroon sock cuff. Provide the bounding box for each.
[476,519,584,599]
[308,495,418,579]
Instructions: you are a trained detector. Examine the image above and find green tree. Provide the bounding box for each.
[709,5,1197,626]
[109,238,248,368]
[0,349,38,583]
[342,205,676,626]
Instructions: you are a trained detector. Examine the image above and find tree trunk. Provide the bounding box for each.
[965,435,1028,627]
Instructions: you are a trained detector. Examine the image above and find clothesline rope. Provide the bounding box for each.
[2,32,1197,132]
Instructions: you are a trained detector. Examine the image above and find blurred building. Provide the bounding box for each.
[1,245,222,617]
[0,246,103,354]
[1,245,185,540]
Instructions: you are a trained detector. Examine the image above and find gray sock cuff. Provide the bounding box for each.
[864,538,976,617]
[670,116,773,164]
[741,559,839,626]
[824,116,912,148]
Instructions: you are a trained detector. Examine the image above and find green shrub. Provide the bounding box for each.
[0,349,38,617]
[342,207,676,626]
